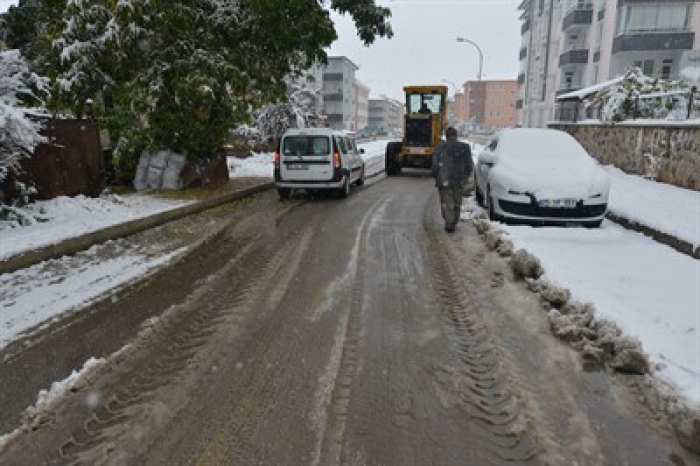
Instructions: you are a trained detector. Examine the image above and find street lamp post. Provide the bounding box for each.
[441,79,459,96]
[441,80,460,127]
[456,37,483,81]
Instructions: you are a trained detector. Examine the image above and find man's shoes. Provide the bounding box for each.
[445,224,455,233]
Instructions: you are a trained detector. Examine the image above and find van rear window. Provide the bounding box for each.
[283,136,330,156]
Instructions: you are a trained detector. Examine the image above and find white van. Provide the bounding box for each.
[274,128,366,199]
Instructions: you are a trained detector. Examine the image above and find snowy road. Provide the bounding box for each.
[1,178,690,464]
[0,138,698,462]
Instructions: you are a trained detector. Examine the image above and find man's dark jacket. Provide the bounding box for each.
[432,139,474,188]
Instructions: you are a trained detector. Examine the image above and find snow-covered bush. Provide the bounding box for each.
[0,50,49,183]
[588,67,697,123]
[253,76,324,142]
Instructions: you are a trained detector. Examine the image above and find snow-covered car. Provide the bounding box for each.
[274,128,366,199]
[475,128,610,227]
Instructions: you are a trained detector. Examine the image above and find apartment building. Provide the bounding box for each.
[322,56,361,131]
[453,92,469,123]
[354,81,370,131]
[518,0,700,127]
[462,80,519,132]
[368,98,404,131]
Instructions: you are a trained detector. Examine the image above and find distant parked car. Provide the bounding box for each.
[274,128,365,199]
[474,128,610,227]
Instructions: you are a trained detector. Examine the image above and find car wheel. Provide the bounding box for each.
[338,176,350,198]
[584,219,603,228]
[475,185,484,207]
[487,186,499,221]
[356,165,365,186]
[277,188,291,200]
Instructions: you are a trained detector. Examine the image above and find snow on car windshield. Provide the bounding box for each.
[496,129,589,161]
[490,129,610,199]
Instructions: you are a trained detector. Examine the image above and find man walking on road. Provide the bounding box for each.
[432,127,473,233]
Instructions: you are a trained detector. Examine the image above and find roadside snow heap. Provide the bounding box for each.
[470,211,700,454]
[0,50,49,184]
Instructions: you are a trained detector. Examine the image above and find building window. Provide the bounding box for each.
[661,58,673,79]
[564,71,574,89]
[618,4,691,34]
[634,59,654,76]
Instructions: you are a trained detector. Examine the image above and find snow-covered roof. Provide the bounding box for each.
[556,76,625,101]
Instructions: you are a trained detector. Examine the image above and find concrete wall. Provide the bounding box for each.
[550,123,700,191]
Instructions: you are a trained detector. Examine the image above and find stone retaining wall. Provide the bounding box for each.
[549,123,700,191]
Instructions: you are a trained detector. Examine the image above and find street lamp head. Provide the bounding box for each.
[455,36,484,81]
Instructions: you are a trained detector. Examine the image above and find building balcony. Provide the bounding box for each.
[562,9,593,30]
[559,49,589,67]
[516,99,523,110]
[518,73,526,85]
[519,47,528,61]
[612,31,695,53]
[323,73,343,81]
[593,50,600,63]
[521,20,530,35]
[324,93,343,102]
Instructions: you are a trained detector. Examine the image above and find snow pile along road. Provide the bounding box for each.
[227,152,274,178]
[604,166,700,252]
[0,194,192,261]
[463,200,700,453]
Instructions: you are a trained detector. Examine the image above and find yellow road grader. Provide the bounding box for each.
[385,85,449,175]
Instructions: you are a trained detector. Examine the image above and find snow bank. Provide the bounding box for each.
[605,166,700,251]
[0,193,192,260]
[227,152,274,178]
[0,357,105,452]
[465,203,700,452]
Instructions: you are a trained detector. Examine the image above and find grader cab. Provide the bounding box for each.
[385,85,449,175]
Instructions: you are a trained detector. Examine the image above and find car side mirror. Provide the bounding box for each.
[478,151,497,166]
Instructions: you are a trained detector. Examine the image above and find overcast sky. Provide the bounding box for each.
[1,0,522,100]
[329,0,522,100]
[0,0,14,14]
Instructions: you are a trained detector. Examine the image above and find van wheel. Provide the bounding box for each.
[338,177,350,198]
[277,188,291,200]
[356,166,365,186]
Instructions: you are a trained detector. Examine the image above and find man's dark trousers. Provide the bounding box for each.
[439,185,464,231]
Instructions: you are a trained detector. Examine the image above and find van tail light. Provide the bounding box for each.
[333,151,342,169]
[273,152,280,169]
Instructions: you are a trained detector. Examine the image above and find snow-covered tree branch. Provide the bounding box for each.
[588,67,698,123]
[0,50,49,183]
[50,0,391,170]
[253,76,324,142]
